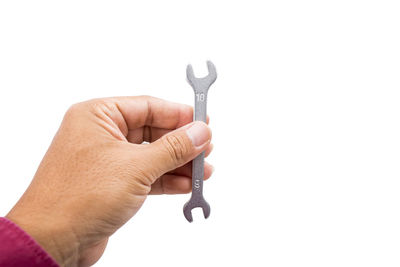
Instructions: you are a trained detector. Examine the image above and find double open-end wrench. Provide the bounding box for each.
[183,61,217,222]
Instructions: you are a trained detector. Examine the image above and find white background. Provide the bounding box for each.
[1,1,400,266]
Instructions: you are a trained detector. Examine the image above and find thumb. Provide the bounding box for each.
[141,121,212,181]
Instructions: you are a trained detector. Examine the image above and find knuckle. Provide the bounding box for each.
[135,95,153,104]
[64,98,113,120]
[162,134,190,164]
[84,98,120,119]
[137,95,152,100]
[66,102,81,113]
[65,102,84,119]
[87,99,113,112]
[136,95,165,105]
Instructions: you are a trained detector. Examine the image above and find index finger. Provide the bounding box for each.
[115,95,193,129]
[89,96,196,137]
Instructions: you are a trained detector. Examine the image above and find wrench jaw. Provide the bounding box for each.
[205,60,217,86]
[183,198,211,223]
[186,61,218,93]
[186,64,197,90]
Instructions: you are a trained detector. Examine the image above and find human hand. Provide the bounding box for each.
[6,96,213,267]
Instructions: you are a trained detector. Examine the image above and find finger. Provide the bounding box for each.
[205,143,213,158]
[126,116,210,144]
[80,96,194,139]
[150,175,192,194]
[135,121,212,184]
[109,95,194,130]
[149,167,214,195]
[169,160,214,177]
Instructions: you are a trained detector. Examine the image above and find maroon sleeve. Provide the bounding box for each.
[0,217,59,267]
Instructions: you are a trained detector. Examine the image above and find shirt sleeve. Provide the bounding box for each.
[0,217,59,267]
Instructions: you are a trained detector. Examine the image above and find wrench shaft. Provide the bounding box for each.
[192,93,207,198]
[191,151,205,198]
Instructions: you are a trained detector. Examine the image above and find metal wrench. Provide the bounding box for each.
[183,61,217,222]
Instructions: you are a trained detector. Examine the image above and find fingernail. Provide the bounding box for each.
[186,122,211,147]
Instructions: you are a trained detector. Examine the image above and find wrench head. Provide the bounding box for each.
[186,61,217,92]
[183,198,211,223]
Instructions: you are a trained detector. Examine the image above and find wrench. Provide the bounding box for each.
[183,61,217,222]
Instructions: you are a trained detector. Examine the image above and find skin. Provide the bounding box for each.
[5,96,213,267]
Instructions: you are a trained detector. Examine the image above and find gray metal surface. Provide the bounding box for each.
[183,61,217,222]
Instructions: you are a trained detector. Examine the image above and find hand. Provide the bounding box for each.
[6,96,213,267]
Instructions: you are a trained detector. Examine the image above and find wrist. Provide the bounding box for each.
[6,207,80,267]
